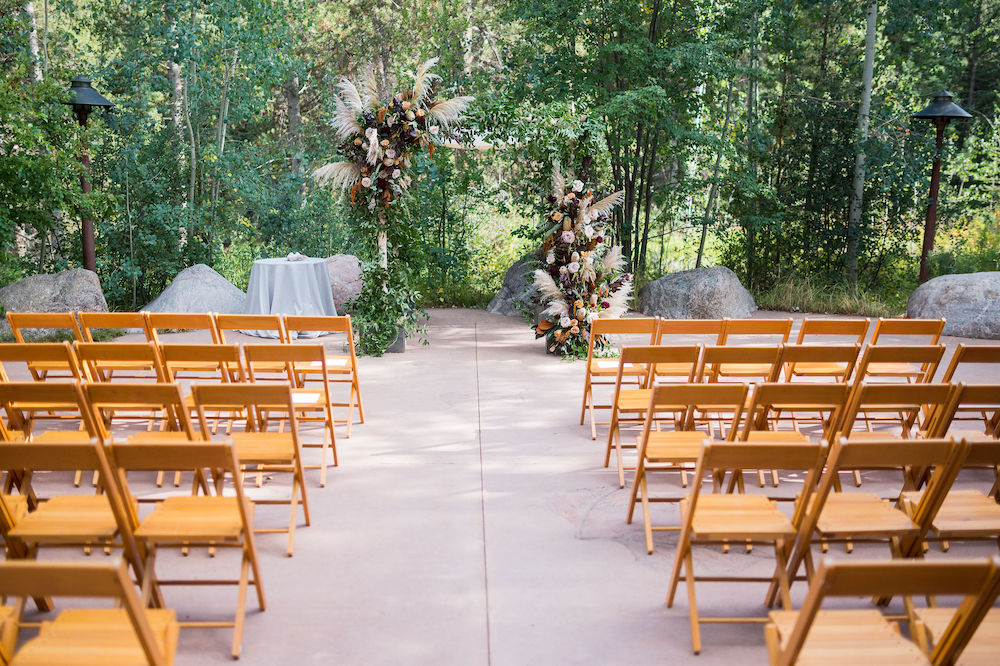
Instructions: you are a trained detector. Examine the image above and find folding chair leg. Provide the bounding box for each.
[684,550,701,654]
[603,413,617,469]
[232,554,250,659]
[639,475,653,554]
[286,480,298,558]
[579,378,590,426]
[626,467,642,523]
[354,379,365,424]
[772,538,793,610]
[666,541,686,607]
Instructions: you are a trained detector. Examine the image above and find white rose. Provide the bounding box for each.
[571,251,580,262]
[365,127,377,140]
[361,177,372,187]
[567,261,580,274]
[429,125,439,135]
[386,148,396,159]
[584,225,594,238]
[383,157,394,167]
[546,251,555,264]
[559,316,572,328]
[559,266,568,275]
[572,179,583,192]
[392,168,401,178]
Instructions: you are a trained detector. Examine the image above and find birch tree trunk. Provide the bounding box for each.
[845,0,878,288]
[23,2,43,82]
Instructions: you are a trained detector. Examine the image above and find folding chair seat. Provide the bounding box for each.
[0,559,178,665]
[285,315,365,437]
[778,437,966,605]
[912,607,1000,666]
[779,343,861,383]
[74,341,166,383]
[78,311,151,342]
[664,440,827,653]
[5,313,84,380]
[191,382,310,556]
[577,317,658,440]
[764,557,1000,666]
[108,441,265,658]
[837,382,955,443]
[0,439,150,595]
[145,312,222,345]
[216,313,288,343]
[603,345,702,488]
[243,344,337,487]
[865,318,945,380]
[626,383,748,552]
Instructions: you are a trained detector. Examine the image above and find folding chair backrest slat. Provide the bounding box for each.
[871,317,945,345]
[83,382,195,441]
[5,312,84,343]
[159,344,244,383]
[215,314,287,343]
[839,382,954,437]
[941,344,1000,383]
[0,342,81,382]
[654,319,723,344]
[719,318,792,345]
[145,312,221,344]
[795,317,870,343]
[78,312,150,342]
[0,381,98,438]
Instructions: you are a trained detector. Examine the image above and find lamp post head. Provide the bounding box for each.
[64,75,115,126]
[912,90,972,123]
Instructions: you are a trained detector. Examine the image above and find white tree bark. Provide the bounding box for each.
[23,2,43,82]
[846,0,878,287]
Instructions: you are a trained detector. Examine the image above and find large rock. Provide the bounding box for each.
[487,255,537,318]
[325,254,363,314]
[907,271,1000,339]
[639,266,756,319]
[142,264,245,314]
[0,268,108,339]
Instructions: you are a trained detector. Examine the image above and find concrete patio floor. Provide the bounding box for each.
[14,308,999,664]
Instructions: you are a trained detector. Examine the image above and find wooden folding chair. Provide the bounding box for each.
[108,440,265,658]
[0,439,151,597]
[739,382,850,487]
[901,439,1000,552]
[940,344,1000,383]
[243,345,338,487]
[0,559,178,665]
[0,341,82,383]
[626,383,748,553]
[191,383,310,556]
[838,382,956,442]
[719,318,793,346]
[74,341,166,383]
[699,344,783,384]
[284,315,365,438]
[4,313,83,380]
[145,312,222,345]
[579,317,658,441]
[216,313,288,343]
[0,381,97,444]
[666,440,827,654]
[604,346,703,488]
[654,319,725,345]
[764,557,1000,666]
[779,343,861,383]
[866,318,946,380]
[159,344,245,384]
[795,317,870,345]
[931,383,1000,442]
[78,311,151,342]
[778,437,966,605]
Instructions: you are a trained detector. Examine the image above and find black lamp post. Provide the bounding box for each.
[63,75,114,274]
[912,90,971,284]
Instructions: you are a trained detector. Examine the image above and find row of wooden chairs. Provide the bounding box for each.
[621,382,1000,547]
[4,311,364,436]
[0,435,261,660]
[659,436,1000,657]
[581,316,957,439]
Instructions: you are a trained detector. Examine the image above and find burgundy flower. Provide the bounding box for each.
[377,178,388,190]
[549,265,558,275]
[602,301,610,309]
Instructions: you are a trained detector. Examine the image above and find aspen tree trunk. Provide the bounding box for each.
[24,2,42,82]
[697,85,735,268]
[845,0,878,288]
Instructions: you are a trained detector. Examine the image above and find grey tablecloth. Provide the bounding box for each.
[241,257,336,339]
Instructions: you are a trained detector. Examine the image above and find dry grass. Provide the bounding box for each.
[755,275,904,318]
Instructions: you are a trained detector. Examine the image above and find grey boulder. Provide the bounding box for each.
[487,255,537,319]
[639,266,756,319]
[142,264,245,314]
[907,271,1000,339]
[0,268,109,339]
[325,254,363,314]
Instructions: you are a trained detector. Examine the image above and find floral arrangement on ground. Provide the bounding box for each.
[533,165,630,357]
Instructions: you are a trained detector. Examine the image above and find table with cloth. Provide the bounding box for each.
[241,257,336,339]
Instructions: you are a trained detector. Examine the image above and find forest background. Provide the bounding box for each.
[3,0,999,322]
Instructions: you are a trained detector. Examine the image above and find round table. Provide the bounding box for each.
[242,257,337,339]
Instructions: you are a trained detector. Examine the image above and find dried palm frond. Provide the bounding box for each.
[591,190,624,215]
[411,57,440,105]
[361,67,381,109]
[543,300,569,318]
[551,165,565,202]
[333,97,363,140]
[366,137,381,166]
[599,281,633,319]
[313,161,361,191]
[575,194,593,227]
[428,96,473,129]
[579,262,597,284]
[602,245,624,273]
[338,77,365,114]
[534,269,564,303]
